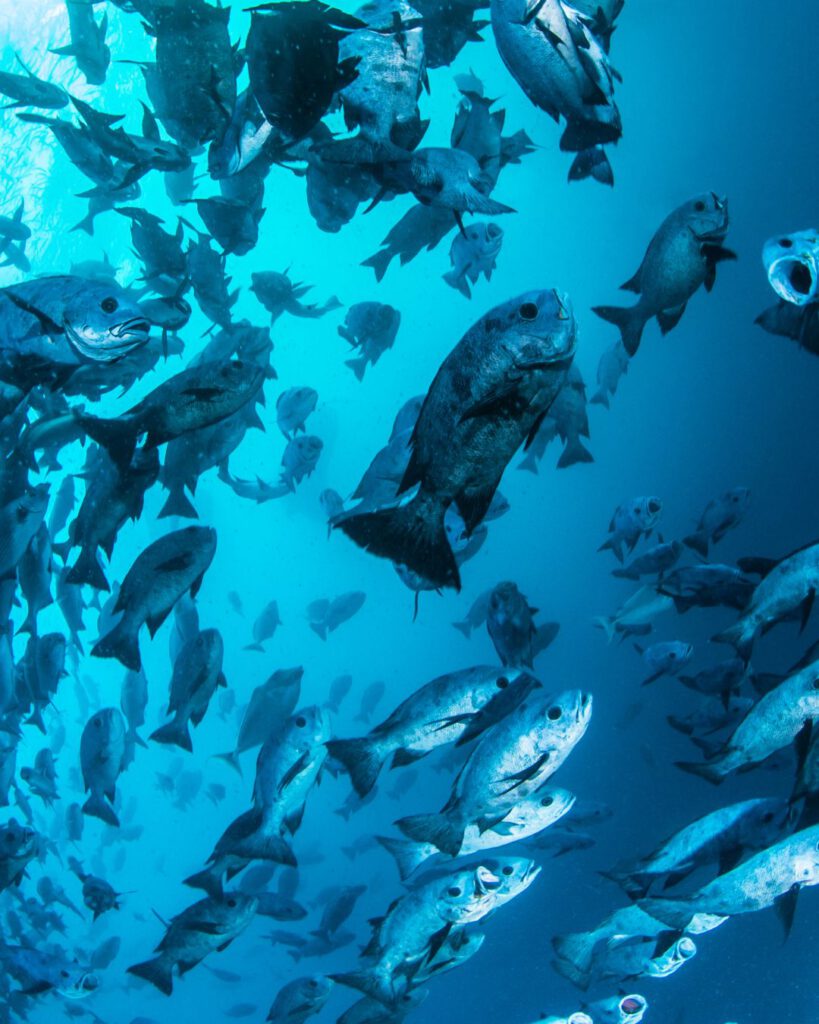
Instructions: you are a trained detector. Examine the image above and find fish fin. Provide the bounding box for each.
[395,812,463,857]
[214,751,242,777]
[557,436,594,469]
[158,488,198,520]
[92,620,141,672]
[345,356,368,381]
[329,969,387,1004]
[324,738,385,798]
[73,411,136,467]
[800,589,816,632]
[459,381,522,421]
[361,249,392,282]
[454,479,502,535]
[682,531,709,557]
[675,760,724,785]
[443,269,471,298]
[66,548,110,592]
[127,955,173,995]
[82,793,119,828]
[638,897,694,931]
[568,147,613,186]
[146,605,173,638]
[592,304,644,357]
[150,718,193,753]
[661,869,691,891]
[736,556,779,578]
[376,835,429,881]
[774,885,800,941]
[451,620,472,638]
[794,720,814,778]
[390,747,428,768]
[183,865,224,899]
[656,303,686,335]
[335,493,458,591]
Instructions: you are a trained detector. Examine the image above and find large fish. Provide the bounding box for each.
[0,276,150,388]
[763,229,819,306]
[336,290,576,588]
[326,666,539,796]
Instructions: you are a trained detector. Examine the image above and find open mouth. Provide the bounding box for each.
[770,255,818,305]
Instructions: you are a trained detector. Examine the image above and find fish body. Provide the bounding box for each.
[277,387,318,438]
[684,487,752,556]
[267,975,334,1023]
[486,581,539,667]
[152,628,226,751]
[80,708,127,827]
[0,819,36,891]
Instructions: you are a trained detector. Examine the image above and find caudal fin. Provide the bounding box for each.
[395,811,464,858]
[344,355,369,381]
[159,487,198,520]
[593,304,645,357]
[330,968,391,1006]
[73,410,137,467]
[67,547,110,591]
[82,793,119,828]
[442,269,471,299]
[551,931,594,989]
[127,955,174,996]
[150,717,193,753]
[638,897,696,932]
[362,249,392,283]
[184,864,225,899]
[557,436,594,469]
[92,619,141,672]
[711,620,754,660]
[683,530,709,557]
[325,737,386,798]
[568,147,614,186]
[675,760,725,785]
[335,492,459,590]
[376,835,432,881]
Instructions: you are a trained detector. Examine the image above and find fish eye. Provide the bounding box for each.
[496,676,509,689]
[779,237,793,248]
[308,979,319,988]
[227,897,237,907]
[694,200,706,212]
[295,716,307,727]
[763,812,774,822]
[813,679,819,690]
[548,706,562,720]
[502,865,513,875]
[100,297,119,314]
[518,302,538,321]
[447,886,462,897]
[540,795,554,807]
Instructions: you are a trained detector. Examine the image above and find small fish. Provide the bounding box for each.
[611,540,682,581]
[338,302,401,380]
[444,222,504,299]
[281,436,323,491]
[276,387,318,438]
[599,497,662,562]
[80,708,127,827]
[307,592,366,640]
[246,600,282,652]
[635,641,693,686]
[683,487,751,557]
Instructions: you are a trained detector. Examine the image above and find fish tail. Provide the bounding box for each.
[334,492,459,591]
[517,449,539,474]
[73,410,137,467]
[82,793,119,828]
[330,968,391,1006]
[127,954,174,995]
[557,436,594,469]
[551,931,594,988]
[361,249,392,283]
[344,355,368,381]
[589,388,610,409]
[711,620,754,660]
[592,616,617,643]
[675,759,725,785]
[150,717,193,753]
[158,488,198,520]
[638,897,695,931]
[568,148,614,186]
[395,811,464,858]
[592,303,645,357]
[325,737,386,798]
[67,547,110,591]
[92,619,141,672]
[682,530,709,557]
[451,620,472,638]
[376,835,431,881]
[214,751,243,777]
[183,864,225,899]
[442,269,471,299]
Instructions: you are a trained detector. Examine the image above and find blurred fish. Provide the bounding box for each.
[683,487,752,557]
[307,592,366,640]
[246,600,282,652]
[599,497,662,563]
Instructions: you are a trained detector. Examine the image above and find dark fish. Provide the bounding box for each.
[51,1,110,85]
[92,526,217,671]
[0,55,68,109]
[336,290,576,588]
[151,629,226,751]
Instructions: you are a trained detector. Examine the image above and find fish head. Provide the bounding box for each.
[288,704,333,749]
[493,289,577,365]
[291,975,334,1008]
[724,485,752,515]
[616,995,648,1023]
[62,280,150,363]
[567,1015,594,1024]
[525,786,576,827]
[203,892,259,934]
[633,495,662,529]
[763,229,819,306]
[58,969,100,1000]
[541,690,593,748]
[672,936,697,962]
[682,192,729,242]
[86,708,126,755]
[480,856,541,900]
[488,580,521,616]
[433,866,498,922]
[0,819,36,862]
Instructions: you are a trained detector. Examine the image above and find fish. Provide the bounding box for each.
[338,302,401,380]
[92,526,217,671]
[246,601,282,652]
[0,276,150,389]
[603,798,788,899]
[307,592,366,640]
[713,540,819,656]
[0,55,68,109]
[635,641,693,686]
[276,387,318,438]
[127,893,258,996]
[266,975,334,1023]
[379,786,574,880]
[326,666,538,797]
[660,563,757,613]
[677,657,819,782]
[586,995,648,1024]
[677,658,747,700]
[335,290,576,589]
[0,819,36,892]
[763,229,819,305]
[75,359,266,468]
[594,193,735,356]
[486,581,555,668]
[444,222,504,299]
[121,668,149,758]
[397,689,591,856]
[599,497,662,562]
[151,628,226,752]
[683,488,752,557]
[51,1,110,85]
[591,339,630,408]
[490,0,621,183]
[251,270,342,326]
[640,825,819,938]
[80,708,127,827]
[518,364,593,472]
[755,298,819,355]
[217,667,303,773]
[281,436,324,490]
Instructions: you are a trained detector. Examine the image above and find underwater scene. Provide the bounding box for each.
[0,1,818,1023]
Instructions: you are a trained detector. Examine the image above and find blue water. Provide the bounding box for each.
[1,2,818,1022]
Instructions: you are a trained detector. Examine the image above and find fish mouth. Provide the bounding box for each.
[64,317,151,363]
[576,692,593,722]
[768,253,818,306]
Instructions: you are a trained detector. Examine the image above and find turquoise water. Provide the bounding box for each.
[0,2,818,1023]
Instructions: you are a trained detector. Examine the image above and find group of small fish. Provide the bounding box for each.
[0,1,811,1023]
